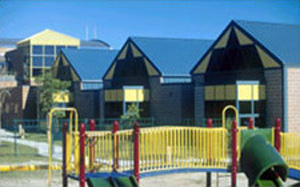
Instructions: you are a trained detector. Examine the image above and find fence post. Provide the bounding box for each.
[206,118,212,187]
[14,122,17,157]
[79,123,86,187]
[89,119,95,173]
[232,119,237,187]
[248,118,254,129]
[62,122,68,187]
[231,119,238,187]
[134,121,140,183]
[112,121,119,171]
[275,118,281,153]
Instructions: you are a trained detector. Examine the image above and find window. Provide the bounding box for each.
[45,45,54,55]
[33,68,43,76]
[32,45,43,55]
[32,56,43,66]
[56,46,66,54]
[45,56,55,67]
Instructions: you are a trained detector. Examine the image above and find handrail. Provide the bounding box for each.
[222,105,239,128]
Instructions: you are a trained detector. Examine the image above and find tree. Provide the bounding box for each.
[35,72,71,118]
[121,103,141,127]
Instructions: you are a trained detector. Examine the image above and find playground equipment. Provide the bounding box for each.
[222,105,239,128]
[240,135,288,186]
[48,107,78,186]
[61,105,300,187]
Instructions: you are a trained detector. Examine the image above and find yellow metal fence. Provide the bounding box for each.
[281,132,300,170]
[68,127,229,174]
[139,127,229,173]
[67,127,300,176]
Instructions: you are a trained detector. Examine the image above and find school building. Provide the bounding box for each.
[2,29,110,125]
[102,37,213,124]
[53,48,118,119]
[2,20,299,132]
[191,20,299,131]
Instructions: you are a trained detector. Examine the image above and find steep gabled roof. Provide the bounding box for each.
[130,37,213,75]
[61,48,119,80]
[235,20,300,64]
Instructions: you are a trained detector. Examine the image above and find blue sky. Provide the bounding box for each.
[0,0,299,48]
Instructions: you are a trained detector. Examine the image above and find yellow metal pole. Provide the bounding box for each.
[47,107,78,186]
[222,105,239,128]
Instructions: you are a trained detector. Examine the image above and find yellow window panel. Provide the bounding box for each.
[215,85,225,100]
[111,90,117,101]
[214,28,232,49]
[233,27,253,46]
[225,85,236,100]
[238,85,252,101]
[105,90,112,101]
[53,92,69,103]
[259,85,266,100]
[116,89,123,102]
[255,45,280,68]
[130,43,143,57]
[124,89,144,102]
[118,44,129,60]
[144,58,159,76]
[205,86,214,101]
[193,52,212,74]
[253,84,259,100]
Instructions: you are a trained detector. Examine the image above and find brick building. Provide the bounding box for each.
[191,20,300,131]
[102,37,212,125]
[2,30,111,126]
[53,48,118,119]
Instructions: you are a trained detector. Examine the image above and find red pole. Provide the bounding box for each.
[112,121,119,171]
[134,121,140,183]
[232,119,237,187]
[248,118,254,129]
[79,123,86,187]
[275,118,281,153]
[206,118,213,128]
[62,122,68,187]
[89,119,95,173]
[206,118,212,187]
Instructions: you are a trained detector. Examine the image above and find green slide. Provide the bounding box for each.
[240,135,288,186]
[87,175,139,187]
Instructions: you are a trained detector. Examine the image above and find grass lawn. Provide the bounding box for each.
[24,132,62,146]
[0,141,51,164]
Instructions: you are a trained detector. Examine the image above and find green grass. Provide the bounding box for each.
[24,132,62,146]
[0,141,50,164]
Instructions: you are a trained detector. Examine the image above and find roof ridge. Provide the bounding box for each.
[234,19,300,28]
[130,36,214,42]
[63,48,118,52]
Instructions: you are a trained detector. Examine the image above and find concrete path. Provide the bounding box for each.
[0,129,62,160]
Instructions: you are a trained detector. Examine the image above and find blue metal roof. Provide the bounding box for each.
[61,48,119,80]
[235,20,300,64]
[130,37,213,75]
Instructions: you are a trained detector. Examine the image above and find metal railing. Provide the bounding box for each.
[281,132,300,170]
